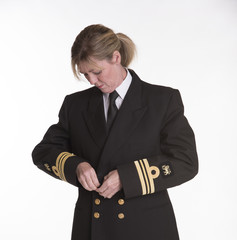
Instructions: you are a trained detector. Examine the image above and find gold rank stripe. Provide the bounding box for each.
[52,152,74,182]
[134,159,160,195]
[139,159,151,194]
[134,161,146,195]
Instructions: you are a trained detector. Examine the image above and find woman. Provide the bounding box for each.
[32,24,198,240]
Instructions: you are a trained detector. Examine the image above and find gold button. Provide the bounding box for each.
[118,213,125,219]
[94,212,100,219]
[118,199,125,205]
[95,199,100,205]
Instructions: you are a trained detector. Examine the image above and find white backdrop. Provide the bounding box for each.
[1,0,237,239]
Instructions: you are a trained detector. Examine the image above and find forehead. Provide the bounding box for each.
[79,58,111,74]
[79,64,99,74]
[79,59,102,73]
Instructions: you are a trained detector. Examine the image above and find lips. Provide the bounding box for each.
[97,84,103,89]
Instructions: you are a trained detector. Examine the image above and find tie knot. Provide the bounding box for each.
[109,91,119,103]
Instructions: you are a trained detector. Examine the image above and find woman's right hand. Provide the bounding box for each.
[76,162,100,191]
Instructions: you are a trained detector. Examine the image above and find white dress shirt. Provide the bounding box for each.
[103,69,132,121]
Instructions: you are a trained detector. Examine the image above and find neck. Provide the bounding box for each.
[121,67,127,81]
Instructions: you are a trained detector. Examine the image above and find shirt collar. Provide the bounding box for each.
[115,68,132,99]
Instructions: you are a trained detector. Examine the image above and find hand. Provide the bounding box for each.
[76,162,100,191]
[96,170,122,199]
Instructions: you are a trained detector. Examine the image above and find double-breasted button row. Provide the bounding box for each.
[94,212,125,219]
[94,198,124,206]
[93,198,125,219]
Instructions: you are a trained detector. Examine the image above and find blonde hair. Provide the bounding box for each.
[71,24,136,79]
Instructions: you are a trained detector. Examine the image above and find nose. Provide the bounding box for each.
[87,75,98,85]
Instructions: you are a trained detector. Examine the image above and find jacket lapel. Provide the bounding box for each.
[83,88,107,149]
[97,71,147,177]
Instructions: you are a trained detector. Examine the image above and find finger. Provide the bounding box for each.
[97,181,114,197]
[106,190,117,199]
[98,183,122,198]
[97,180,108,193]
[96,175,109,192]
[91,170,100,188]
[97,187,109,198]
[76,162,99,191]
[99,187,117,199]
[85,175,98,191]
[103,174,109,180]
[78,173,96,191]
[79,177,91,191]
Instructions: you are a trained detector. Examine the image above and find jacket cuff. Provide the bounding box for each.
[117,157,172,199]
[52,152,86,187]
[117,161,143,199]
[65,156,86,187]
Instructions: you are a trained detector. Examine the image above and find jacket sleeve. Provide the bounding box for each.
[117,89,198,199]
[32,95,86,187]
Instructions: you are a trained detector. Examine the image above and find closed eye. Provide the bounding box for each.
[93,70,102,75]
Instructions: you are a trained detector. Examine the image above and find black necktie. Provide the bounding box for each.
[107,91,119,131]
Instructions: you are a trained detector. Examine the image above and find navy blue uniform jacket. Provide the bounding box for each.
[32,70,198,240]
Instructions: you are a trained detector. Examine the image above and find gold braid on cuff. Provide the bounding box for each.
[52,152,75,181]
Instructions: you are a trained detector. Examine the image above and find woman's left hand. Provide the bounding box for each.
[96,170,122,198]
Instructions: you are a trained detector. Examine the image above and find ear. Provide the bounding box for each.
[111,50,121,64]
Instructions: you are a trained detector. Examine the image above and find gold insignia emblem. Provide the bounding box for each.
[44,163,51,172]
[162,165,171,175]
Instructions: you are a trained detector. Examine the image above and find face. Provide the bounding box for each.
[79,52,126,93]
